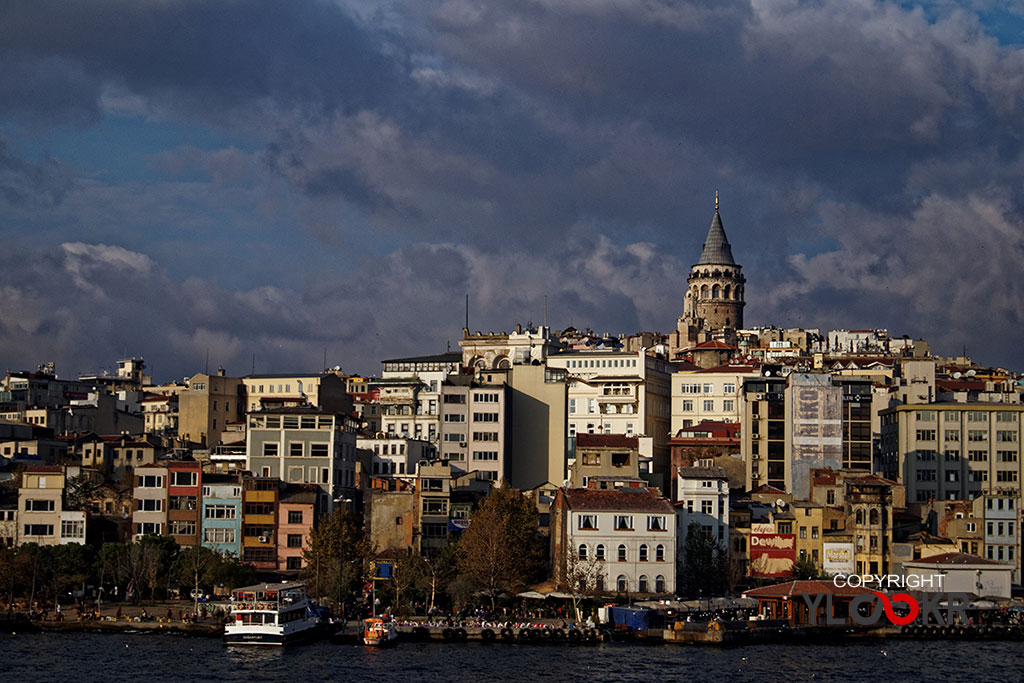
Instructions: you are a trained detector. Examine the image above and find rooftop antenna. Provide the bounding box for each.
[205,348,209,375]
[251,352,255,375]
[465,294,469,331]
[544,295,548,328]
[323,346,327,373]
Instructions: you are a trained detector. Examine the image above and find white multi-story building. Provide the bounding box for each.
[357,435,435,480]
[132,464,168,539]
[547,350,674,475]
[378,353,463,444]
[438,377,507,482]
[675,466,730,542]
[671,363,759,432]
[551,487,676,594]
[978,493,1020,582]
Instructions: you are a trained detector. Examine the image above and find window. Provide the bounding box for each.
[263,443,279,457]
[423,499,448,515]
[655,544,665,562]
[701,500,714,515]
[169,520,196,536]
[289,442,304,457]
[578,544,588,559]
[169,496,197,511]
[443,394,466,404]
[24,499,54,512]
[916,411,935,422]
[205,504,236,519]
[136,498,162,512]
[945,430,961,442]
[639,544,648,561]
[723,400,734,412]
[170,471,197,487]
[288,510,303,524]
[473,413,499,422]
[310,444,329,458]
[647,516,666,531]
[287,534,303,548]
[968,430,988,442]
[24,524,54,537]
[286,557,302,570]
[245,502,274,515]
[595,544,606,560]
[617,545,627,562]
[421,522,447,538]
[703,400,714,412]
[614,515,633,530]
[136,475,164,488]
[723,383,736,394]
[617,575,627,591]
[444,414,466,423]
[134,522,161,536]
[443,433,465,443]
[472,451,498,461]
[578,514,597,530]
[967,411,988,422]
[61,520,85,539]
[638,575,649,592]
[204,528,236,544]
[996,431,1017,443]
[473,432,499,441]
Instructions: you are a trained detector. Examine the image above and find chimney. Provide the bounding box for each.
[217,366,226,377]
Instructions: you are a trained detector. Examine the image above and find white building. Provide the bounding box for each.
[551,487,677,594]
[903,552,1014,599]
[675,466,730,579]
[671,363,759,432]
[357,435,435,480]
[378,353,463,444]
[979,494,1019,582]
[547,349,674,474]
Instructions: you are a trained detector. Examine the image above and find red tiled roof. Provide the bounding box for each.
[743,580,876,599]
[905,552,1008,567]
[750,484,787,494]
[561,487,674,513]
[575,433,638,449]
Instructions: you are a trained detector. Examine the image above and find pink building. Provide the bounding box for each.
[277,484,317,571]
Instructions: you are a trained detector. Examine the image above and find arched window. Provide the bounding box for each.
[655,544,665,562]
[870,508,880,525]
[596,574,605,591]
[700,285,709,298]
[595,544,606,561]
[578,544,588,560]
[617,544,627,562]
[724,270,732,278]
[639,544,649,562]
[724,285,731,299]
[856,509,864,524]
[616,575,627,592]
[712,284,721,299]
[655,575,665,593]
[495,357,511,369]
[638,575,648,592]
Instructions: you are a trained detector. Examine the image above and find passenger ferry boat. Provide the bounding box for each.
[224,582,324,646]
[363,616,399,646]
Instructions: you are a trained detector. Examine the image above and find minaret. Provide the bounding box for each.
[680,192,745,341]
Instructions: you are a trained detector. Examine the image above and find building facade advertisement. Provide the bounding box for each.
[750,532,796,577]
[822,542,856,575]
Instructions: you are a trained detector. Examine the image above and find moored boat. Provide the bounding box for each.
[224,582,326,646]
[363,616,399,646]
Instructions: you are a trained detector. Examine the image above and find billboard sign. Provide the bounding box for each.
[750,533,796,577]
[822,542,856,576]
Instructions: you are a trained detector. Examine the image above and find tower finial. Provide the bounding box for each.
[715,189,719,212]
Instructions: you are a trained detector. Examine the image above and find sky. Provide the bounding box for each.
[2,0,1024,383]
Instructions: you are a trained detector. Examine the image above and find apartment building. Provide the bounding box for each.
[438,376,508,482]
[132,464,168,538]
[200,473,242,557]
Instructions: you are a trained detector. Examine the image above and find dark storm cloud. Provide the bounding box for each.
[0,0,403,123]
[3,0,1024,373]
[0,137,74,206]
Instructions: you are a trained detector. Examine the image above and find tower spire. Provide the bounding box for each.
[715,188,719,212]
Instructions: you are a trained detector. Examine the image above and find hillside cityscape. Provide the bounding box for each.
[1,203,1021,625]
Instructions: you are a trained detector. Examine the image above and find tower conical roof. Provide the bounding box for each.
[696,208,736,266]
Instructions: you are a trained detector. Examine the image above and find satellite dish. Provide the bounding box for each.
[776,498,787,510]
[953,372,962,379]
[966,370,976,377]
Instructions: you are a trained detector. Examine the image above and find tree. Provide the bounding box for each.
[173,546,219,615]
[456,485,545,608]
[679,522,729,598]
[302,507,371,616]
[793,555,820,580]
[415,546,457,614]
[561,545,604,622]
